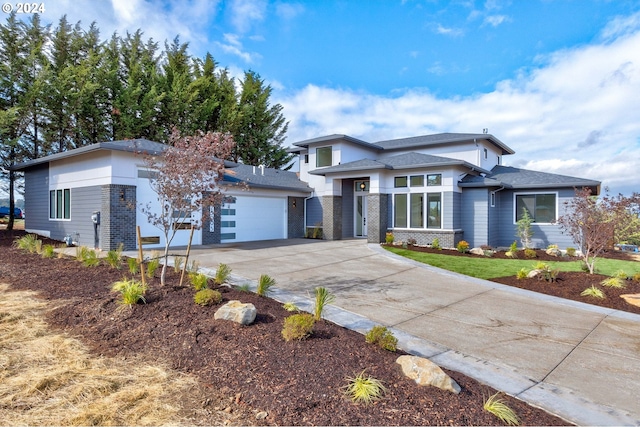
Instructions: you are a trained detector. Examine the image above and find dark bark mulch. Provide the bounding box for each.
[1,230,571,425]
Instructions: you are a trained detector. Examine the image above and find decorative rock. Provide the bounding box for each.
[527,269,542,279]
[214,300,257,325]
[396,355,461,394]
[469,248,485,256]
[546,247,562,257]
[255,411,268,420]
[621,294,640,308]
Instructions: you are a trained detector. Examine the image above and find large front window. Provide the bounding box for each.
[393,192,442,229]
[316,146,332,167]
[515,193,557,223]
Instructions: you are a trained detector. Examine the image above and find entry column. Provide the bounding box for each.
[366,193,389,243]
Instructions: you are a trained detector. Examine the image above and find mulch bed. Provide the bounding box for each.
[1,230,573,426]
[391,244,640,315]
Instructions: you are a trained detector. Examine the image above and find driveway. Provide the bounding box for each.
[154,238,640,426]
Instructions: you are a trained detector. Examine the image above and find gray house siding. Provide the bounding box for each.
[43,186,102,247]
[341,179,354,238]
[443,191,460,229]
[23,164,50,234]
[496,188,578,249]
[461,188,489,247]
[488,190,501,247]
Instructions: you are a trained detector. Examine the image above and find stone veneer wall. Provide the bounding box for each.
[288,196,305,238]
[367,193,389,243]
[101,185,137,251]
[202,201,221,245]
[391,229,464,249]
[321,195,342,240]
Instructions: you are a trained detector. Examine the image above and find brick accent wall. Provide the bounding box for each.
[288,196,305,238]
[367,193,389,243]
[101,185,137,251]
[391,229,464,249]
[202,200,221,244]
[321,195,342,240]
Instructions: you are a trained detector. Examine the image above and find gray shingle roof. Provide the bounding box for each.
[373,133,515,155]
[223,162,311,192]
[290,134,383,151]
[460,165,601,190]
[310,152,489,175]
[12,139,167,170]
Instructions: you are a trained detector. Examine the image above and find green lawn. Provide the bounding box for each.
[384,247,640,280]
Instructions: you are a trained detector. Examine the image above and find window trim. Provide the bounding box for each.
[513,192,558,224]
[49,188,71,221]
[394,176,408,188]
[316,146,332,167]
[392,191,442,230]
[426,174,442,186]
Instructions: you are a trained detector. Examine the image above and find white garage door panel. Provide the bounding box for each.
[222,196,286,242]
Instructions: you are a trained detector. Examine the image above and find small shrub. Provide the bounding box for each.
[82,249,100,267]
[343,370,386,405]
[214,263,232,285]
[282,313,315,341]
[365,326,398,352]
[483,392,520,426]
[600,277,626,289]
[236,283,251,292]
[127,257,140,275]
[483,249,494,257]
[431,238,441,250]
[566,247,577,257]
[532,261,549,270]
[547,244,558,250]
[190,272,209,291]
[41,244,55,258]
[509,240,518,253]
[314,286,335,320]
[633,272,640,282]
[173,256,184,273]
[75,246,90,262]
[614,270,629,280]
[480,244,493,251]
[257,274,276,296]
[581,286,605,299]
[106,246,123,269]
[456,240,469,253]
[524,248,537,259]
[385,232,394,244]
[516,268,528,280]
[34,239,43,254]
[14,234,41,253]
[283,302,300,312]
[407,237,417,246]
[111,279,147,306]
[146,252,160,278]
[194,289,222,306]
[187,259,200,273]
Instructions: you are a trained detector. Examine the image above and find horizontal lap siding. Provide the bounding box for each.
[49,186,102,247]
[461,188,488,247]
[24,165,50,234]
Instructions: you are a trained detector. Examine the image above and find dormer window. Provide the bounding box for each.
[316,146,332,167]
[483,148,488,159]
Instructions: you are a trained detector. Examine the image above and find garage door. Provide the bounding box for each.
[221,195,286,242]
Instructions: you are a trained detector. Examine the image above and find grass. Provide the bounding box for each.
[483,392,520,426]
[0,283,197,426]
[214,263,232,285]
[580,286,606,299]
[314,286,335,320]
[257,274,276,297]
[111,279,147,306]
[385,247,640,279]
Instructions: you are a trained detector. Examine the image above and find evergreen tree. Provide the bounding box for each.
[234,70,292,169]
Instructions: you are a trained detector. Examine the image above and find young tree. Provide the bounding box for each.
[140,128,235,285]
[516,207,534,249]
[557,188,617,274]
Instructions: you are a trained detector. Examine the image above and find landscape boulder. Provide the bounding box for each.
[546,247,562,257]
[396,355,461,394]
[469,248,485,256]
[621,293,640,308]
[527,269,542,279]
[214,300,257,325]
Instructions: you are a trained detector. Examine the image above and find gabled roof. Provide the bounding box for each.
[459,165,601,193]
[373,133,515,155]
[12,139,167,171]
[310,152,490,176]
[289,134,383,152]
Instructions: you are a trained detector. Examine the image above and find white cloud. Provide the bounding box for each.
[229,0,267,33]
[278,19,640,195]
[275,2,304,20]
[483,14,509,27]
[433,23,464,37]
[216,33,261,63]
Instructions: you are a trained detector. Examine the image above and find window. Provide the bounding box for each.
[49,189,70,219]
[484,148,488,159]
[515,193,557,223]
[410,193,423,228]
[394,194,407,227]
[316,146,332,167]
[427,174,441,186]
[304,154,309,164]
[409,175,424,187]
[490,191,496,207]
[394,176,407,188]
[427,193,441,228]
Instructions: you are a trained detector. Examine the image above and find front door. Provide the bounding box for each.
[356,194,368,237]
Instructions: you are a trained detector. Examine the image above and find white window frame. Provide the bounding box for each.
[316,146,332,167]
[513,191,558,225]
[49,188,71,221]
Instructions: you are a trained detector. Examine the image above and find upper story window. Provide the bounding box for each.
[409,175,424,187]
[49,189,70,220]
[394,176,408,188]
[515,193,557,223]
[484,148,488,159]
[427,174,442,186]
[316,146,332,167]
[304,154,309,164]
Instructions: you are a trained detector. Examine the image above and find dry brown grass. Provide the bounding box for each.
[0,283,199,426]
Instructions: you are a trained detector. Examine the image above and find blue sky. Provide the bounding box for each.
[22,0,640,195]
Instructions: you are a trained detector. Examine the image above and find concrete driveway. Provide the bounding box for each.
[154,238,640,426]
